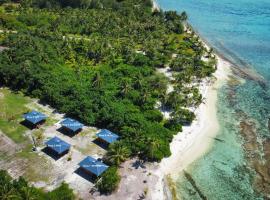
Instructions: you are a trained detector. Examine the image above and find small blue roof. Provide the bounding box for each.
[45,136,70,154]
[23,110,47,124]
[60,118,83,132]
[79,156,108,176]
[96,129,119,144]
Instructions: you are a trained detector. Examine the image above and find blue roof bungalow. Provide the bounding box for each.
[96,129,119,145]
[23,110,47,128]
[60,118,83,135]
[45,136,71,156]
[79,156,108,177]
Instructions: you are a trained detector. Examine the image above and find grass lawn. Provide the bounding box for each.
[0,88,30,143]
[16,143,51,183]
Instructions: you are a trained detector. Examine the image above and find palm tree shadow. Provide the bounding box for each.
[131,160,146,169]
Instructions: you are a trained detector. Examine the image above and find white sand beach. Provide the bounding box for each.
[93,3,232,199]
[97,54,232,200]
[149,54,231,200]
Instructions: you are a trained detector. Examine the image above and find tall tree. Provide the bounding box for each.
[106,142,131,166]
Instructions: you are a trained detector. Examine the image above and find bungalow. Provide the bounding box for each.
[79,156,108,177]
[96,129,119,144]
[45,136,71,156]
[23,110,47,126]
[60,118,83,133]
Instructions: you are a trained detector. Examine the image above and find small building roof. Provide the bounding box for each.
[23,110,47,124]
[45,136,70,154]
[96,129,119,144]
[79,156,108,176]
[60,118,83,132]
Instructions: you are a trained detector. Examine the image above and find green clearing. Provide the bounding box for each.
[0,88,30,143]
[17,145,52,183]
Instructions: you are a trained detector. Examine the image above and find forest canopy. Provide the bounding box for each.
[0,0,216,162]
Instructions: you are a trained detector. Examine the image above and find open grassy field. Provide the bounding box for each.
[0,88,30,143]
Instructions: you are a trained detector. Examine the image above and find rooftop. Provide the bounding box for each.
[96,129,119,144]
[60,118,83,132]
[79,156,108,176]
[45,136,71,155]
[23,110,47,124]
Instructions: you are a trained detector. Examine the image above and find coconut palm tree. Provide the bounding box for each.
[140,88,150,105]
[120,79,131,97]
[92,72,102,88]
[180,11,188,21]
[133,76,143,90]
[19,186,38,200]
[145,137,160,161]
[0,171,18,200]
[106,142,130,166]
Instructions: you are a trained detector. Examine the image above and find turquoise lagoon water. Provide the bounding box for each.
[157,0,270,199]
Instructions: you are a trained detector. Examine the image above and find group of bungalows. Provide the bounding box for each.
[23,110,119,178]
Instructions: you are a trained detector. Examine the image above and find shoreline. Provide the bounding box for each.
[149,53,231,200]
[95,2,232,199]
[96,45,233,200]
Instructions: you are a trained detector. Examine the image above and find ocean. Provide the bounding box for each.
[157,0,270,199]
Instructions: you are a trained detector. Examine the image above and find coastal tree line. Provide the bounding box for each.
[0,0,216,193]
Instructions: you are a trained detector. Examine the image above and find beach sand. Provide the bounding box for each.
[92,3,232,198]
[95,55,231,200]
[149,54,231,200]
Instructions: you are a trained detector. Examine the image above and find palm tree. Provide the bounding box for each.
[159,90,169,110]
[0,171,18,200]
[21,60,31,73]
[145,137,160,161]
[0,188,18,200]
[92,72,102,88]
[133,76,143,90]
[140,88,150,105]
[180,11,188,21]
[106,142,130,166]
[20,186,38,200]
[120,79,131,97]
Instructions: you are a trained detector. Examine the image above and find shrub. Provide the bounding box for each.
[96,167,120,194]
[47,182,75,200]
[164,120,183,132]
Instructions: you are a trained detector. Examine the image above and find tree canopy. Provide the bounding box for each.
[0,0,216,162]
[0,170,75,200]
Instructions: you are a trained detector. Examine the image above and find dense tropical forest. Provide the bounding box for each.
[0,0,216,194]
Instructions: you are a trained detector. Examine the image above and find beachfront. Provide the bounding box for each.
[92,35,232,200]
[0,1,232,199]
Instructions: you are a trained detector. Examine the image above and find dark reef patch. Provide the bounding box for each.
[239,118,270,198]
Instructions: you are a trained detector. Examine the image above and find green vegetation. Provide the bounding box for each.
[105,141,131,166]
[0,0,216,195]
[0,88,29,143]
[0,170,75,200]
[96,166,120,194]
[47,182,75,200]
[0,0,216,161]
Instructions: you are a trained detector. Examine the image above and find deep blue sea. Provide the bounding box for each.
[157,0,270,199]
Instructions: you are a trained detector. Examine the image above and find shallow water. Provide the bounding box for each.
[157,0,270,199]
